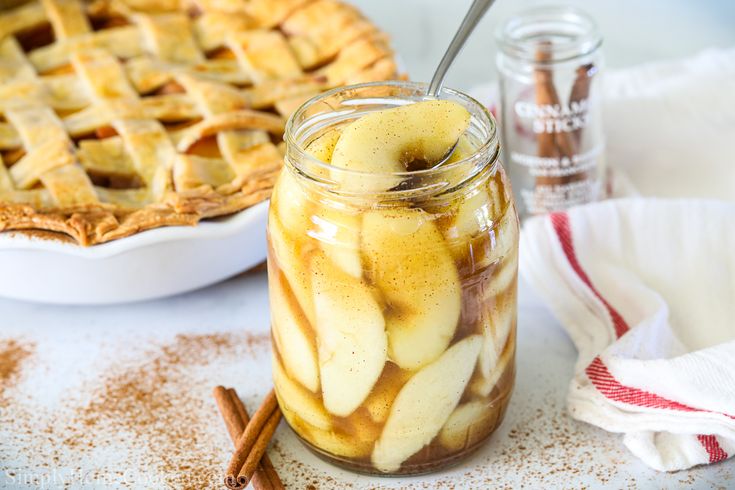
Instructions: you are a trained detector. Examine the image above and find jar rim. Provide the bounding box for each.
[496,6,602,64]
[283,80,500,196]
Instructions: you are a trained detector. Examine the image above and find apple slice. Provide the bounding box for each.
[452,187,494,240]
[312,206,362,279]
[363,362,412,424]
[268,215,317,326]
[486,204,519,273]
[307,408,382,459]
[272,352,332,431]
[442,172,513,253]
[443,134,475,165]
[478,288,516,387]
[272,127,344,236]
[443,154,502,241]
[442,186,494,262]
[299,424,374,459]
[438,400,497,452]
[305,127,342,163]
[471,331,515,398]
[271,127,342,249]
[272,167,312,239]
[277,128,364,280]
[362,208,461,370]
[270,272,319,392]
[311,252,388,417]
[371,335,482,473]
[330,100,471,192]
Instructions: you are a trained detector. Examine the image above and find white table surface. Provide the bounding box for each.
[1,273,733,489]
[2,1,735,489]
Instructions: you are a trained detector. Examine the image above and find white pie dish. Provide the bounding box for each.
[0,201,269,305]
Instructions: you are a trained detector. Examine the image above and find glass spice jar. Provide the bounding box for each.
[267,81,519,475]
[497,6,605,219]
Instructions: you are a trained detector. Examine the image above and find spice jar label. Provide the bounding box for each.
[497,7,606,218]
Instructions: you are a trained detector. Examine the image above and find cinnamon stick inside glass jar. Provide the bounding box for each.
[497,6,605,219]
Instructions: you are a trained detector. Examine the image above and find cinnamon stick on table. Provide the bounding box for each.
[225,389,282,489]
[236,408,282,485]
[227,389,283,488]
[213,387,284,490]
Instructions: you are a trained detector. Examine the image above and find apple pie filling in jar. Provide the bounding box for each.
[267,82,519,475]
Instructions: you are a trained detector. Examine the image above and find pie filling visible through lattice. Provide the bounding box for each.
[0,0,398,245]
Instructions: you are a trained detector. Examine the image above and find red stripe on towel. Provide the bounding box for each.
[697,435,728,463]
[549,211,730,464]
[549,212,629,338]
[585,357,735,420]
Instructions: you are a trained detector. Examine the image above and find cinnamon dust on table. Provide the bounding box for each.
[0,338,34,405]
[0,332,732,488]
[1,332,269,490]
[268,387,637,489]
[71,332,270,490]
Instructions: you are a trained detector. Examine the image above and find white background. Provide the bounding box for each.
[349,0,735,90]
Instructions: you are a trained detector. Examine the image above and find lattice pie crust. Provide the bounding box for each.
[0,0,397,244]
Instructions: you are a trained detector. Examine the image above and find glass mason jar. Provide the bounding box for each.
[267,81,519,475]
[497,6,605,219]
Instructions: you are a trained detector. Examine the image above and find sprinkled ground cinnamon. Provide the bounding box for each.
[68,332,269,489]
[1,329,731,489]
[0,338,34,406]
[268,387,632,489]
[1,332,269,490]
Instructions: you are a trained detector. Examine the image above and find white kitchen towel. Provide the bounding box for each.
[601,47,735,200]
[520,198,735,471]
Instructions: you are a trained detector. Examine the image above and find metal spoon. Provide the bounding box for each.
[427,0,496,167]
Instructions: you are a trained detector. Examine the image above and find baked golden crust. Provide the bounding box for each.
[0,0,397,245]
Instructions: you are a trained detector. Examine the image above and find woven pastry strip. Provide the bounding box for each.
[0,0,398,245]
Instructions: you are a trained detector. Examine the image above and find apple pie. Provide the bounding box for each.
[0,0,398,245]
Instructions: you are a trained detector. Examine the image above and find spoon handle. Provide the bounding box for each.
[427,0,497,97]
